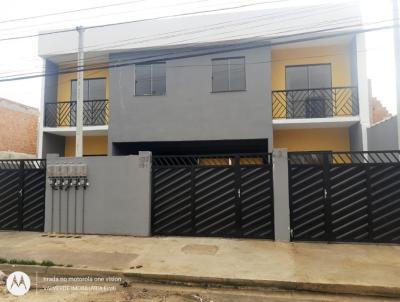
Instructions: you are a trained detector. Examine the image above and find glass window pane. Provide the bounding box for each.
[212,59,229,92]
[229,58,245,91]
[71,80,77,101]
[70,80,89,101]
[308,65,332,89]
[88,78,106,100]
[286,66,308,90]
[135,64,151,96]
[152,63,166,95]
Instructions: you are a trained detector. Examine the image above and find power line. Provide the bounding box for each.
[0,0,290,42]
[0,0,221,35]
[4,2,360,73]
[0,0,147,25]
[0,23,394,83]
[0,14,364,77]
[6,13,389,77]
[45,2,356,62]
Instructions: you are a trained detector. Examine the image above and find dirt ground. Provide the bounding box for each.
[1,281,399,302]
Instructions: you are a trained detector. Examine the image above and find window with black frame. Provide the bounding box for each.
[135,62,166,96]
[70,78,106,101]
[212,57,246,92]
[285,64,332,118]
[70,78,107,125]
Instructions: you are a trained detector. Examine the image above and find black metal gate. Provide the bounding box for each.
[0,160,46,231]
[152,154,274,239]
[289,151,400,243]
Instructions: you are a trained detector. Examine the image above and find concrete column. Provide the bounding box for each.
[272,148,291,242]
[356,33,371,151]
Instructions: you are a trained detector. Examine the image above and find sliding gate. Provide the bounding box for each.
[0,160,46,231]
[152,154,274,239]
[289,151,400,243]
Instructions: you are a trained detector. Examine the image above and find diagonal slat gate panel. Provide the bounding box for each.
[22,169,46,231]
[0,160,46,232]
[152,167,192,236]
[152,154,274,239]
[240,166,274,239]
[289,151,400,244]
[194,166,236,237]
[289,165,326,241]
[370,164,400,243]
[329,165,369,242]
[0,170,20,230]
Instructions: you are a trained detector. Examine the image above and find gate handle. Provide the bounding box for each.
[18,189,23,197]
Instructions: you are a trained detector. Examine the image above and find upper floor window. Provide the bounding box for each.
[212,57,246,92]
[285,64,332,90]
[71,78,106,101]
[135,62,166,96]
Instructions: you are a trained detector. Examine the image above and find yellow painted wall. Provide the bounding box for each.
[56,69,110,126]
[271,44,353,117]
[64,136,108,157]
[57,69,109,102]
[273,128,350,152]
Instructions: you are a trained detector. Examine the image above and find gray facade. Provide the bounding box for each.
[109,44,273,154]
[368,117,398,151]
[349,123,364,151]
[44,155,152,236]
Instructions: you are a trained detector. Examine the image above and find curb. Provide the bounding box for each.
[1,264,399,298]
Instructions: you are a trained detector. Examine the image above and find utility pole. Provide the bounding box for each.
[393,0,400,149]
[76,26,85,157]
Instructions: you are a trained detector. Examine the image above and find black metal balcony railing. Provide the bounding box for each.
[45,100,109,127]
[272,87,359,119]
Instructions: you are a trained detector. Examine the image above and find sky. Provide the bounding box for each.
[0,0,397,114]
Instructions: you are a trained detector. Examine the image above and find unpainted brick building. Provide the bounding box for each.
[0,98,39,157]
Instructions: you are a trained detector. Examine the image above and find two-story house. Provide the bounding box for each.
[38,4,370,158]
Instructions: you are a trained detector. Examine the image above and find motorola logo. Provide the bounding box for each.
[6,271,31,296]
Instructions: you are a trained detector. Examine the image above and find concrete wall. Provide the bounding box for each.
[43,60,58,105]
[109,45,273,152]
[368,117,398,151]
[42,133,65,157]
[44,154,152,236]
[349,122,364,151]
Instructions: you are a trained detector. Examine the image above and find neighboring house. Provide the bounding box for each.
[0,98,39,158]
[368,116,398,151]
[38,4,371,157]
[370,97,392,125]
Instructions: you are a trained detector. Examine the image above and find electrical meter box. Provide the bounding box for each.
[60,164,69,177]
[54,165,63,178]
[67,164,78,178]
[47,165,56,178]
[77,164,88,177]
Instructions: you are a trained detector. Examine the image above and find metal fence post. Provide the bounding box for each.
[18,160,25,231]
[272,149,291,242]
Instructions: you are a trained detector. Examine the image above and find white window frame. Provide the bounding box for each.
[134,62,166,96]
[212,57,246,93]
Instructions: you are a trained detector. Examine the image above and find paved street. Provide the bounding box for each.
[0,231,399,298]
[1,282,399,302]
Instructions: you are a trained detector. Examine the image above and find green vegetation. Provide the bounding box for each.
[9,259,38,265]
[0,258,66,267]
[40,260,56,267]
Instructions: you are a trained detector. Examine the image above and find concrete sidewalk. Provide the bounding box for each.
[0,231,400,296]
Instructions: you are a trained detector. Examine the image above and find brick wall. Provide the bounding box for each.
[370,97,392,125]
[0,101,38,155]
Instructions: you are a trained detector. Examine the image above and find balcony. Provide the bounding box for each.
[45,100,109,127]
[272,87,359,119]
